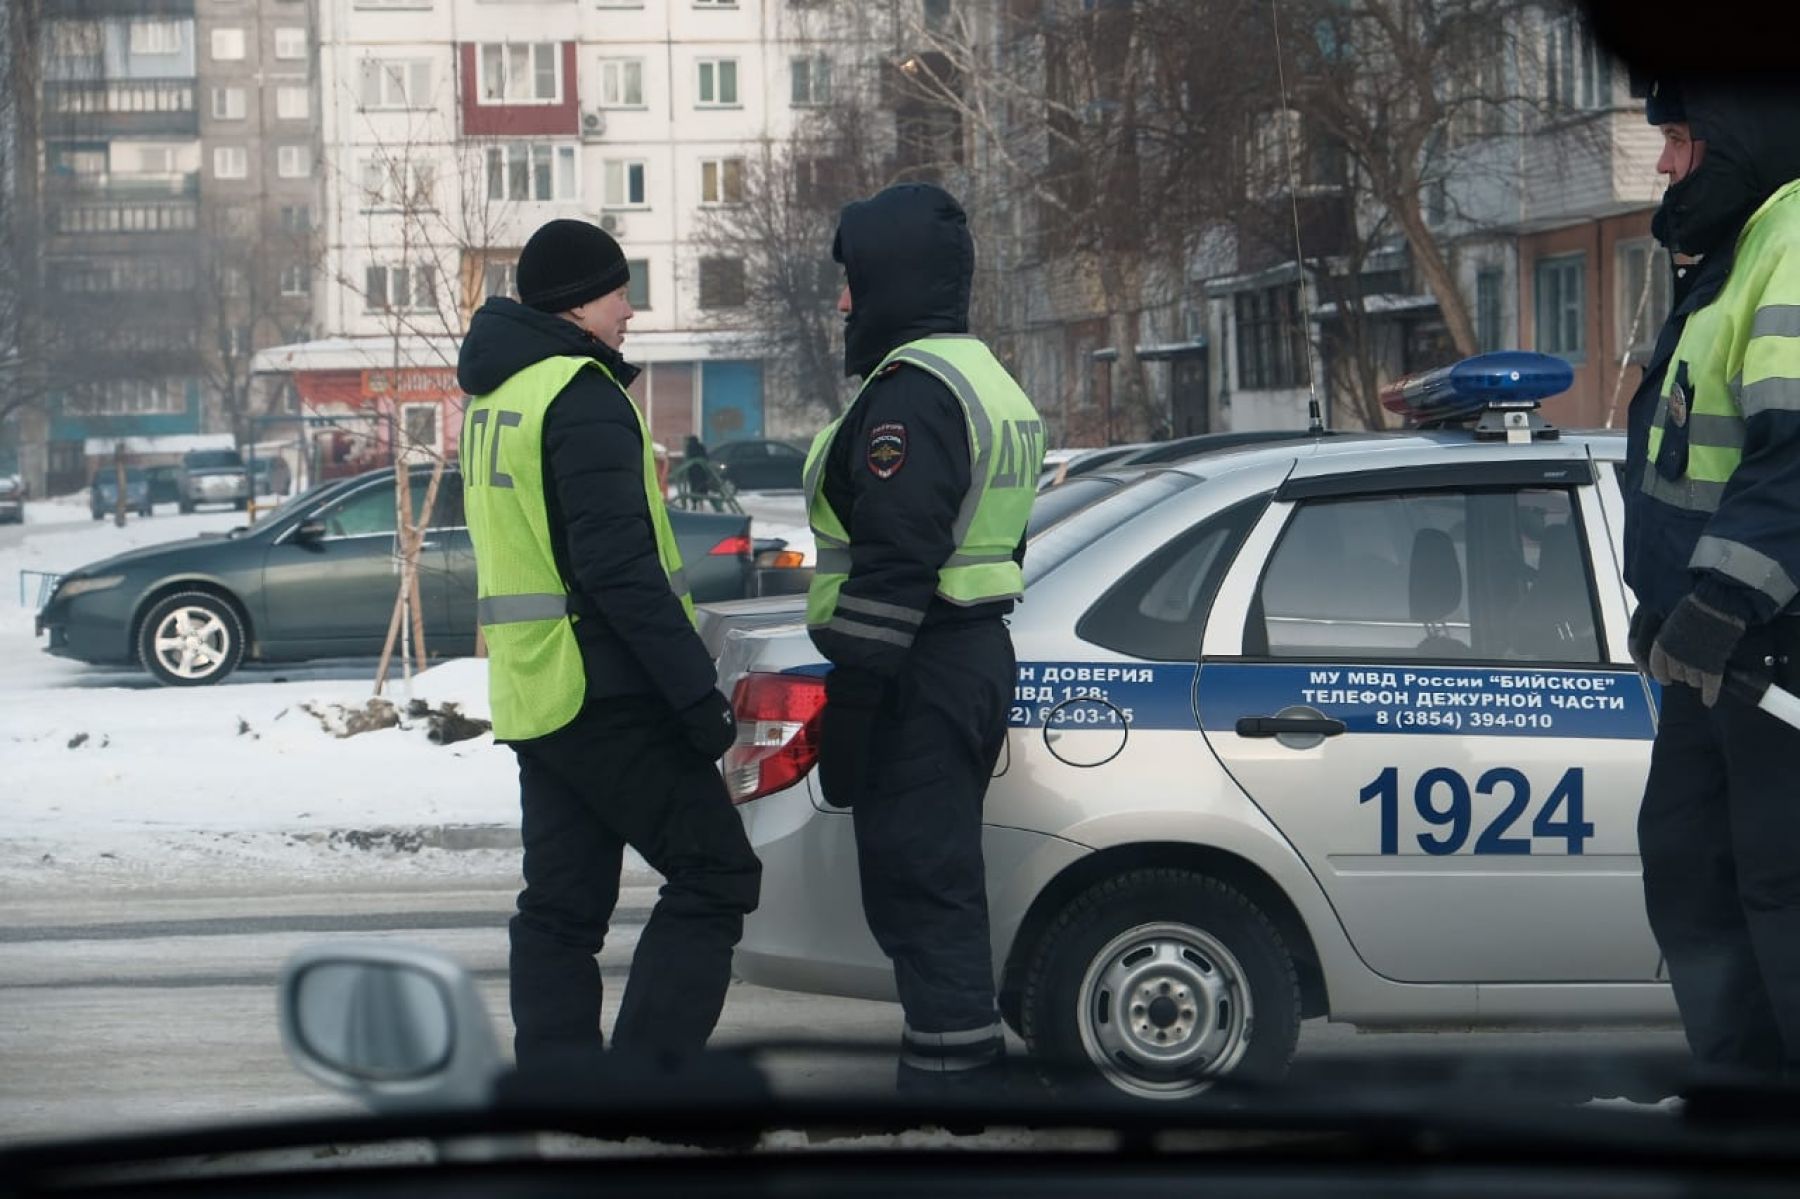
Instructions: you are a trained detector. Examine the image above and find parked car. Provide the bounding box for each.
[177,449,251,513]
[144,464,182,508]
[712,352,1675,1100]
[710,438,807,492]
[0,473,24,524]
[36,465,794,686]
[89,467,152,520]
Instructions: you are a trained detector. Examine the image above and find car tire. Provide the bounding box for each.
[137,591,246,687]
[1019,868,1300,1100]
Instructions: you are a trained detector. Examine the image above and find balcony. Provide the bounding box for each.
[44,79,197,139]
[44,0,194,17]
[49,197,199,238]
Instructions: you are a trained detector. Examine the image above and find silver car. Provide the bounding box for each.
[714,395,1671,1099]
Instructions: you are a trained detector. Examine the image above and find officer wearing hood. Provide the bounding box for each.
[804,184,1043,1092]
[1625,76,1800,1080]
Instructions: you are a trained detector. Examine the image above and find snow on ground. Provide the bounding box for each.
[1,500,525,890]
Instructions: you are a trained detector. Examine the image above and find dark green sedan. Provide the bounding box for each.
[35,465,769,686]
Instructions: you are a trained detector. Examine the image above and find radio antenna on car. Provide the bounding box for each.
[1269,0,1325,437]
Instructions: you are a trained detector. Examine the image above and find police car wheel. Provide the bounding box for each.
[1020,868,1300,1099]
[137,591,246,687]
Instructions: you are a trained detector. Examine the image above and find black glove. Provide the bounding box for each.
[817,668,886,809]
[1627,605,1664,674]
[1649,594,1746,708]
[678,690,737,762]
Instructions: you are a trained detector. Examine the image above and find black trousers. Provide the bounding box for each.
[1639,621,1800,1080]
[851,620,1014,1085]
[507,697,761,1069]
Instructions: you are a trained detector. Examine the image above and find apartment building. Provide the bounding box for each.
[262,0,904,473]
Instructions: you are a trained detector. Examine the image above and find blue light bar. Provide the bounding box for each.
[1381,351,1574,424]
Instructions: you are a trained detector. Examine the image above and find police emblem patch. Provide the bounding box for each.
[867,422,907,479]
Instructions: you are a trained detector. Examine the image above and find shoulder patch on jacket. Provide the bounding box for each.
[867,422,907,479]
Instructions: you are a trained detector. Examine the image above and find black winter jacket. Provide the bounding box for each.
[457,298,716,719]
[812,184,1023,681]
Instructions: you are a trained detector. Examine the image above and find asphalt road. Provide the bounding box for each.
[0,870,1691,1146]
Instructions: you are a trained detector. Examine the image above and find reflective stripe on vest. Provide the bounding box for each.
[463,354,693,740]
[802,335,1043,639]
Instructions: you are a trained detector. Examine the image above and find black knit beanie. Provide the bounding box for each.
[517,219,630,313]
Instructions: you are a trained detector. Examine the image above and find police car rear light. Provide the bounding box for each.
[723,671,827,804]
[710,534,754,557]
[1380,351,1573,429]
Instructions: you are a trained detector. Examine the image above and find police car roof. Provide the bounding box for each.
[1151,426,1625,490]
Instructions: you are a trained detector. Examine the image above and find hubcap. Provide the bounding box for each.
[152,607,231,680]
[1076,921,1253,1099]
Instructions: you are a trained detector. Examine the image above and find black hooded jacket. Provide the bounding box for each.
[812,184,1023,681]
[457,297,716,720]
[1624,78,1800,624]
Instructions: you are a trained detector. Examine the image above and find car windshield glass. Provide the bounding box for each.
[1026,475,1124,537]
[1025,470,1203,586]
[186,451,244,469]
[3,0,1756,1166]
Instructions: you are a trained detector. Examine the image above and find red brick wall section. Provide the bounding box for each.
[459,42,579,138]
[1521,209,1655,430]
[649,363,697,450]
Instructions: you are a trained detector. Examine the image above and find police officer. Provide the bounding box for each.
[805,183,1043,1092]
[1625,77,1800,1080]
[457,219,761,1069]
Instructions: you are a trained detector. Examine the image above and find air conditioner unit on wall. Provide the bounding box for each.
[581,108,606,140]
[599,213,622,235]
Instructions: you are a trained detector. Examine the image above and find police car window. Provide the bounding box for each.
[1024,470,1204,586]
[1078,495,1266,661]
[432,472,465,528]
[1254,487,1600,663]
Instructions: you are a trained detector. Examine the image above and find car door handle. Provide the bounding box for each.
[1235,715,1346,738]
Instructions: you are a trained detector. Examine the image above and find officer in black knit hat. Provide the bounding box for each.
[458,219,762,1070]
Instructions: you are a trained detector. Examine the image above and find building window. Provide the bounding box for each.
[68,378,184,416]
[275,86,309,120]
[923,0,953,29]
[359,59,432,110]
[699,257,746,308]
[483,259,517,299]
[213,145,248,180]
[277,145,310,178]
[128,19,182,56]
[274,27,307,60]
[603,160,648,207]
[365,264,437,313]
[1476,267,1504,353]
[279,262,311,297]
[1534,253,1586,360]
[626,258,649,310]
[600,58,644,107]
[1545,15,1611,112]
[1617,239,1672,360]
[279,204,311,232]
[479,43,561,105]
[484,143,577,202]
[211,28,246,61]
[1233,283,1308,390]
[790,55,831,106]
[211,86,247,120]
[696,59,739,107]
[694,0,736,7]
[358,157,435,210]
[699,157,744,205]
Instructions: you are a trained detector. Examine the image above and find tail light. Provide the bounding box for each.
[756,549,807,569]
[723,671,827,804]
[709,534,754,557]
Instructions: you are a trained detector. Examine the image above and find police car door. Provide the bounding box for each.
[1197,457,1661,984]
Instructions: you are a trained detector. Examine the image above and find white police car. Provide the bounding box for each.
[715,352,1672,1099]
